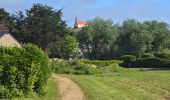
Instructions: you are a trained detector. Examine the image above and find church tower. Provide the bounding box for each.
[74,16,78,28]
[74,16,87,28]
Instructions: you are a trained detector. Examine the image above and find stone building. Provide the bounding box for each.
[0,25,21,47]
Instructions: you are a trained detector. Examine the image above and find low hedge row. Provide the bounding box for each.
[135,58,170,68]
[53,60,100,75]
[0,44,51,99]
[80,60,123,67]
[141,53,155,58]
[121,55,136,68]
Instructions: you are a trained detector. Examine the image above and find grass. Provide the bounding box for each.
[15,77,59,100]
[68,69,170,100]
[41,77,59,100]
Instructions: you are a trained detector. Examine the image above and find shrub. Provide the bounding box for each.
[100,63,139,74]
[141,53,155,58]
[80,60,122,67]
[72,61,99,75]
[100,63,120,73]
[0,44,51,99]
[121,55,136,67]
[23,44,52,96]
[154,49,170,60]
[53,60,100,75]
[53,61,74,74]
[135,58,170,68]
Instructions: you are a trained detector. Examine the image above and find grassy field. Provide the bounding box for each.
[69,69,170,100]
[41,77,59,100]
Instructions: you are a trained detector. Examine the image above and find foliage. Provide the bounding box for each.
[80,60,122,67]
[0,8,11,27]
[135,58,170,68]
[121,55,136,62]
[1,4,170,60]
[141,53,155,58]
[0,44,51,99]
[48,35,79,59]
[53,60,74,74]
[154,49,170,60]
[10,3,68,51]
[121,55,136,67]
[77,17,119,59]
[10,11,26,43]
[53,60,100,75]
[117,19,153,57]
[23,44,52,95]
[77,18,170,59]
[99,63,138,74]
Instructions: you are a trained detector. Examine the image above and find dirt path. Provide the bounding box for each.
[53,75,85,100]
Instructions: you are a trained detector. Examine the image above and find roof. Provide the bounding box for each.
[0,32,21,47]
[77,20,87,25]
[0,28,21,47]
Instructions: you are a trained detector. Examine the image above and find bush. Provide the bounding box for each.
[23,44,52,96]
[53,61,74,74]
[121,55,136,67]
[80,60,122,67]
[0,44,51,99]
[135,58,170,68]
[100,63,139,74]
[100,63,120,73]
[53,60,100,75]
[154,49,170,60]
[141,53,155,58]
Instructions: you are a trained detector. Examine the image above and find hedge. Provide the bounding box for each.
[80,60,123,67]
[0,44,51,99]
[154,49,170,60]
[53,60,100,75]
[135,58,170,68]
[141,53,155,58]
[121,55,136,67]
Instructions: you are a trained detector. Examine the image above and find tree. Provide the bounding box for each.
[0,8,11,27]
[11,11,26,43]
[77,17,119,59]
[143,21,170,51]
[47,35,79,60]
[24,3,68,50]
[117,19,144,56]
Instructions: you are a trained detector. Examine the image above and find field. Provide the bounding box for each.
[69,70,170,100]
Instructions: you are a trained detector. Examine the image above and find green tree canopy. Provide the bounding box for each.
[48,35,79,60]
[0,8,11,26]
[25,4,68,50]
[77,17,119,59]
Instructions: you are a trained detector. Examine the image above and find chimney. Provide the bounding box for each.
[0,24,9,32]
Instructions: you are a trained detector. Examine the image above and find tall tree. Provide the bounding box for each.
[77,17,119,59]
[0,8,11,26]
[11,11,26,43]
[117,19,154,57]
[118,19,142,56]
[143,21,170,51]
[25,3,68,50]
[47,35,79,60]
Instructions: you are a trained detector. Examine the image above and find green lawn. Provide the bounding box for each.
[41,77,59,100]
[69,70,170,100]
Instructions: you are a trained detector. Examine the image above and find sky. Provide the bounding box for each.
[0,0,170,27]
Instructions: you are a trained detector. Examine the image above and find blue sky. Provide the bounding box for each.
[0,0,170,27]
